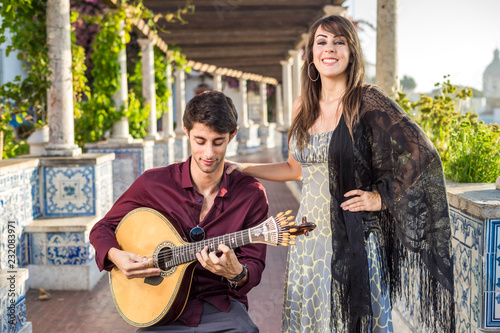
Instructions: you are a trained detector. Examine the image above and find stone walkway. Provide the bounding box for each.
[25,149,300,333]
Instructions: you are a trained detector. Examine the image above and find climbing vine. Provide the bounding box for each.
[74,8,128,146]
[0,0,193,156]
[0,0,49,157]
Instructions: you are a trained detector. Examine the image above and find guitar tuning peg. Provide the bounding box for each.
[276,212,284,218]
[289,228,298,233]
[278,216,286,222]
[282,232,290,236]
[287,222,296,227]
[287,216,294,221]
[281,242,289,247]
[290,235,297,239]
[289,241,296,245]
[280,221,288,226]
[282,237,289,242]
[285,210,292,215]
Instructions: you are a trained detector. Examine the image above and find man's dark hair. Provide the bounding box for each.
[183,90,238,135]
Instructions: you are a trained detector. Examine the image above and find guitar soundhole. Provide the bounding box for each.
[154,242,176,277]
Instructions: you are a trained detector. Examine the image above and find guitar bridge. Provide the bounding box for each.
[144,276,164,286]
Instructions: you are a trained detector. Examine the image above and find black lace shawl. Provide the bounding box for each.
[328,86,454,332]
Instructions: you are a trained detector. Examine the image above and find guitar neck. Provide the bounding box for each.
[169,229,253,267]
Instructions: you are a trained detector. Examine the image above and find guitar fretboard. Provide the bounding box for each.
[164,229,252,268]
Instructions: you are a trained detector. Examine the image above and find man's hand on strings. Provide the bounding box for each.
[196,244,245,281]
[108,247,161,279]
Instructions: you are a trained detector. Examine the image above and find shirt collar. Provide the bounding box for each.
[181,156,230,198]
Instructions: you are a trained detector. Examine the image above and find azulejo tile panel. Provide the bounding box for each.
[43,166,95,216]
[87,148,150,202]
[450,207,483,332]
[28,232,93,266]
[485,218,500,327]
[0,167,38,269]
[0,297,26,333]
[29,168,41,220]
[96,161,113,217]
[153,142,168,168]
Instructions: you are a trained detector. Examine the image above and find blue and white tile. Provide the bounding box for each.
[153,142,169,168]
[485,291,500,327]
[144,144,154,171]
[96,161,113,217]
[43,166,95,216]
[46,232,89,265]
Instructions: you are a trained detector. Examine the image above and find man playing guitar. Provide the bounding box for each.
[90,90,269,332]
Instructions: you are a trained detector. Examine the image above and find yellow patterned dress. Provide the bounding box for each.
[282,131,393,332]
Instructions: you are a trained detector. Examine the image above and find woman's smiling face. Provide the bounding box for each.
[312,25,351,80]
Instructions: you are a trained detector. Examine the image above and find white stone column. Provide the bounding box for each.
[174,68,188,161]
[323,5,347,17]
[174,69,186,136]
[109,19,132,143]
[280,59,293,127]
[153,60,176,167]
[139,38,159,141]
[376,0,398,96]
[258,82,275,149]
[239,78,250,128]
[275,84,284,127]
[162,62,175,139]
[289,49,303,101]
[213,74,223,91]
[43,0,81,156]
[259,82,269,126]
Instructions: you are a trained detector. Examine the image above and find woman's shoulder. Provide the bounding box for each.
[361,84,390,102]
[359,84,395,114]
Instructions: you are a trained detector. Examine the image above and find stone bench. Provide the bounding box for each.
[24,216,105,291]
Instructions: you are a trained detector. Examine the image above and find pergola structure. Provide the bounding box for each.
[143,0,346,83]
[104,0,347,85]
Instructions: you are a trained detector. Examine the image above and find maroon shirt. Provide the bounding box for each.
[89,157,268,327]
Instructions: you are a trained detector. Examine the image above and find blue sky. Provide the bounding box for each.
[344,0,500,93]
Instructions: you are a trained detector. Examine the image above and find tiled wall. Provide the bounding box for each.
[0,269,28,333]
[43,165,96,216]
[0,167,39,269]
[484,218,500,328]
[41,160,113,217]
[451,207,483,333]
[86,146,153,202]
[28,231,94,266]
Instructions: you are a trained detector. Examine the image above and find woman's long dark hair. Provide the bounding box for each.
[288,15,366,150]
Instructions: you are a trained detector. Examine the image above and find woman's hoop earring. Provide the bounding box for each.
[308,63,319,82]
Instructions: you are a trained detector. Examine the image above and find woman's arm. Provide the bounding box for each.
[226,97,303,182]
[226,150,302,182]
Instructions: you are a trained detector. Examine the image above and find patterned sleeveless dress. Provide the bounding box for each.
[281,131,394,332]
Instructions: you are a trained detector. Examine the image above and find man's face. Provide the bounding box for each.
[184,122,236,175]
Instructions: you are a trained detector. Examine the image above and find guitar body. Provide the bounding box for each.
[110,207,195,327]
[108,207,316,328]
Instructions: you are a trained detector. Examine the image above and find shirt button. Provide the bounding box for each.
[197,199,201,203]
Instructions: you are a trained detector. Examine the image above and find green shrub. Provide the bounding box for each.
[395,77,500,183]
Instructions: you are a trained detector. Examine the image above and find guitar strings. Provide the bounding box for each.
[139,220,286,268]
[140,231,256,268]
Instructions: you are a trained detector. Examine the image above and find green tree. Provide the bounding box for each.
[400,75,416,92]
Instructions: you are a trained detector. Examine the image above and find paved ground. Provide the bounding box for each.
[25,149,300,333]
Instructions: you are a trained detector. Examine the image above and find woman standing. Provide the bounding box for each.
[228,15,453,333]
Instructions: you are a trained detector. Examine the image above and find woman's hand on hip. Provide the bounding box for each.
[340,189,383,212]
